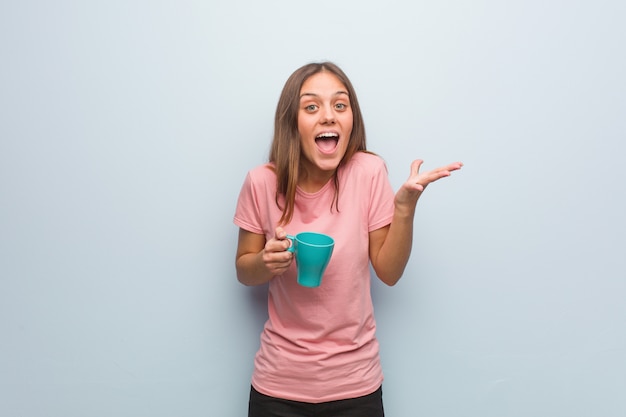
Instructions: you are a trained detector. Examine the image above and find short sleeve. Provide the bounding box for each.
[367,157,395,232]
[233,172,265,234]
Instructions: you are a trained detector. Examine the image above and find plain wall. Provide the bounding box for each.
[1,0,625,416]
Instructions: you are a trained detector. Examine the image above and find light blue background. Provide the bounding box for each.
[1,1,625,416]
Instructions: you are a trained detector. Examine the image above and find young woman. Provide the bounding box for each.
[234,62,462,416]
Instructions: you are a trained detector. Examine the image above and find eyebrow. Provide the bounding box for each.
[299,91,349,99]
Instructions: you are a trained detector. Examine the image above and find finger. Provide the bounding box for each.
[410,159,424,177]
[263,247,293,268]
[444,162,463,172]
[276,227,293,251]
[425,162,462,176]
[271,253,294,271]
[423,170,451,184]
[269,239,291,252]
[428,163,461,177]
[266,236,285,252]
[411,183,425,193]
[270,250,293,263]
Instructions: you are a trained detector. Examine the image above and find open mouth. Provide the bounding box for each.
[315,132,339,154]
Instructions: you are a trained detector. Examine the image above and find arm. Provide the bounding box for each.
[369,159,463,286]
[235,227,293,286]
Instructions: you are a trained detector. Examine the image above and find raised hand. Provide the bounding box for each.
[395,159,463,209]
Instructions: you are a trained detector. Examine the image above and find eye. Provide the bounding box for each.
[335,103,348,111]
[304,104,318,112]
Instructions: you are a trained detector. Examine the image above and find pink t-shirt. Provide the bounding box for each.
[233,152,395,403]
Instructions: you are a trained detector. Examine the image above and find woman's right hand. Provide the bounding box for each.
[262,227,294,276]
[235,226,294,286]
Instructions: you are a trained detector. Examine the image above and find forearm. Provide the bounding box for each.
[372,205,415,286]
[236,250,275,286]
[371,159,463,285]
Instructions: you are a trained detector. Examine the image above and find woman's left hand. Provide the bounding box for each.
[395,159,463,209]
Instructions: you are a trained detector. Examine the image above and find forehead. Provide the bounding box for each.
[300,72,348,96]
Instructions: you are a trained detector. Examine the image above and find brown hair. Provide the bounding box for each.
[269,62,368,225]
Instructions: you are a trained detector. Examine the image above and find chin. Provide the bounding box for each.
[315,158,342,172]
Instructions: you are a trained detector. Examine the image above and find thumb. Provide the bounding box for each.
[275,227,287,240]
[410,159,424,177]
[275,227,292,252]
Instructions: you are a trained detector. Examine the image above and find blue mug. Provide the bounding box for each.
[286,232,335,288]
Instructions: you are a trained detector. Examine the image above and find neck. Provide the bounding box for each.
[298,168,335,193]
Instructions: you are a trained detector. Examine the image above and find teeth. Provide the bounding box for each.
[316,132,339,139]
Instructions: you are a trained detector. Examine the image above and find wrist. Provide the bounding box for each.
[393,204,416,221]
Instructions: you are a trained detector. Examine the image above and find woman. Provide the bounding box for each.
[234,62,462,416]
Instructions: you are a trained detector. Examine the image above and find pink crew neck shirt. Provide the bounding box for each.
[233,152,395,403]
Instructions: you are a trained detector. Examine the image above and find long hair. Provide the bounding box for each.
[269,62,367,225]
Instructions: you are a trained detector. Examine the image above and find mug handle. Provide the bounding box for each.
[285,234,295,253]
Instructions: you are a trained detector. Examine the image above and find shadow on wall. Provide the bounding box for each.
[244,283,270,330]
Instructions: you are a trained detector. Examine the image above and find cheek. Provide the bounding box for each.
[344,122,354,140]
[344,114,354,132]
[297,117,314,137]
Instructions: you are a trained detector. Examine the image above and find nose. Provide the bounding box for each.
[320,107,336,125]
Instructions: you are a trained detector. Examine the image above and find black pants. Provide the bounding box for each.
[248,385,385,417]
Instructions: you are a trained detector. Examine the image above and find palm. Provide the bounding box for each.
[395,159,463,207]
